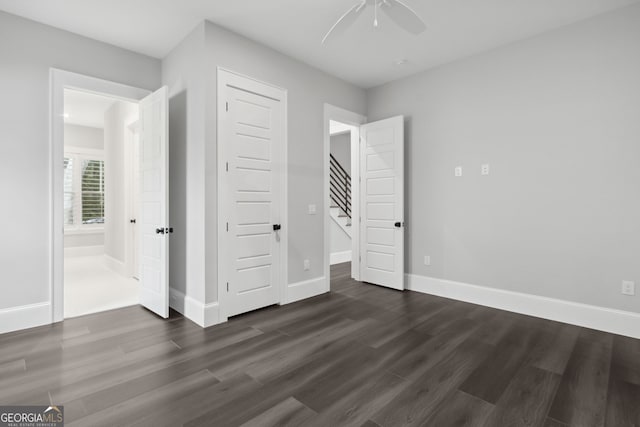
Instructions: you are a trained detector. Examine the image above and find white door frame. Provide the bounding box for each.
[125,119,141,279]
[217,67,288,322]
[50,69,150,322]
[323,104,367,286]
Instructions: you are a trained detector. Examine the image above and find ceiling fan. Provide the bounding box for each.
[322,0,427,44]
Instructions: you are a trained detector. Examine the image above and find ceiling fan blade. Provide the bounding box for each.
[322,1,367,44]
[380,0,426,34]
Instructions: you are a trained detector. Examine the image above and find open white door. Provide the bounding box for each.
[360,116,404,290]
[139,86,169,318]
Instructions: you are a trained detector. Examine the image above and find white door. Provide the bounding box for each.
[360,116,405,290]
[139,86,169,317]
[219,71,286,318]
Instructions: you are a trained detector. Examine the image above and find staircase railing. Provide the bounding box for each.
[330,153,351,219]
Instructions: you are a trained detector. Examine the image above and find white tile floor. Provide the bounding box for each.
[64,255,140,318]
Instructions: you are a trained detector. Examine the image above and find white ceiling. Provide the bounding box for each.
[330,121,353,136]
[2,0,638,88]
[64,89,117,128]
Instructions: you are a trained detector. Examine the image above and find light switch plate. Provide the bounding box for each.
[481,164,490,175]
[308,204,316,215]
[304,259,310,271]
[455,166,462,177]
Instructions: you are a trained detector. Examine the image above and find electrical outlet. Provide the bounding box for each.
[622,281,635,296]
[424,255,431,266]
[455,166,462,177]
[304,259,310,271]
[308,204,316,215]
[481,164,490,175]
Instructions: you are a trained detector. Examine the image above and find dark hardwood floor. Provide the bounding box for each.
[1,262,639,426]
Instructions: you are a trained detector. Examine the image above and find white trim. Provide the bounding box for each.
[50,68,151,323]
[407,274,640,340]
[329,207,352,237]
[330,250,352,265]
[285,277,328,304]
[103,254,127,277]
[169,288,221,328]
[323,104,366,288]
[0,302,52,335]
[217,68,288,322]
[64,245,104,257]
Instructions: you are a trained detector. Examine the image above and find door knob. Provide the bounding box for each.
[394,222,403,228]
[155,228,165,234]
[273,224,282,231]
[130,219,136,224]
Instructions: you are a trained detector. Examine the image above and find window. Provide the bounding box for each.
[64,152,105,230]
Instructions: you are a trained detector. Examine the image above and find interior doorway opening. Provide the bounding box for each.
[323,105,366,286]
[62,88,141,318]
[329,120,357,267]
[324,105,406,292]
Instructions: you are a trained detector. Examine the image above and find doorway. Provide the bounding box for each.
[324,105,366,284]
[329,120,357,267]
[62,88,140,318]
[324,105,406,291]
[51,69,170,323]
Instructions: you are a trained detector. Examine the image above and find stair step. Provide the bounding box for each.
[330,205,339,209]
[338,214,348,218]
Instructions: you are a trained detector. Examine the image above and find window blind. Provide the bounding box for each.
[64,155,105,228]
[81,159,105,224]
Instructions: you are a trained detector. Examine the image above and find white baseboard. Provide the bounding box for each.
[330,250,352,265]
[169,288,221,328]
[103,254,127,277]
[64,245,104,257]
[406,274,640,340]
[285,276,327,304]
[0,302,51,335]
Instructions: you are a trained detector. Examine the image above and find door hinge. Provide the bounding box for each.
[225,101,229,112]
[226,161,229,172]
[226,222,229,232]
[359,216,362,223]
[226,282,229,292]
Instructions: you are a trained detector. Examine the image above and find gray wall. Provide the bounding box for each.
[162,23,207,303]
[104,101,138,263]
[0,11,160,310]
[64,124,105,248]
[366,4,640,313]
[330,133,351,175]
